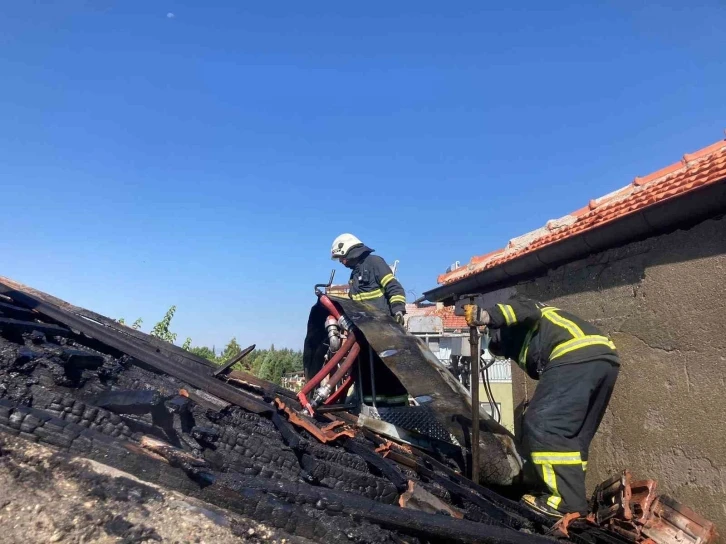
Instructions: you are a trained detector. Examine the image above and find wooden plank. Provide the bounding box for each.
[0,317,71,337]
[0,280,273,416]
[0,301,38,320]
[0,276,299,400]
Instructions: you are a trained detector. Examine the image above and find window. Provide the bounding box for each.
[427,337,440,352]
[480,402,502,419]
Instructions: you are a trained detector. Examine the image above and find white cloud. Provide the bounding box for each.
[166,12,175,19]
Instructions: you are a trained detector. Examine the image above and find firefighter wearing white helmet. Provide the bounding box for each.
[330,233,406,324]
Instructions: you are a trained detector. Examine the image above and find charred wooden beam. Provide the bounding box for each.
[61,349,104,369]
[411,444,549,528]
[270,411,303,450]
[0,276,300,404]
[96,390,163,415]
[0,281,273,416]
[179,388,231,412]
[0,317,71,338]
[213,344,255,377]
[340,437,408,493]
[212,472,554,544]
[362,429,545,530]
[0,301,38,320]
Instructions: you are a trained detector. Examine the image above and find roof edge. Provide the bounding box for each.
[437,138,726,287]
[424,145,726,302]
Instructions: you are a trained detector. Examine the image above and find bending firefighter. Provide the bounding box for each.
[465,296,619,518]
[330,233,407,324]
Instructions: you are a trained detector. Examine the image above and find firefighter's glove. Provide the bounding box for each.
[394,311,405,325]
[464,304,490,327]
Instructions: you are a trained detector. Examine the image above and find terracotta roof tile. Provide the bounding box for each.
[438,139,726,285]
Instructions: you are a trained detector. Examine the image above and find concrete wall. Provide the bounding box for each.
[508,215,726,533]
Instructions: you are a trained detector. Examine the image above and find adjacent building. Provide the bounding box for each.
[423,138,726,529]
[405,303,515,432]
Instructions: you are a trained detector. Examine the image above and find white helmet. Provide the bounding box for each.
[331,233,363,260]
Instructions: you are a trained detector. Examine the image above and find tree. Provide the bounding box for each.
[150,306,178,343]
[189,345,216,362]
[218,337,242,363]
[117,317,143,330]
[252,347,303,385]
[181,337,192,351]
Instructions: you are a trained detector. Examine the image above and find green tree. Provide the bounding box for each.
[150,306,178,343]
[218,337,242,363]
[181,337,192,350]
[189,345,216,361]
[250,347,304,385]
[117,317,143,330]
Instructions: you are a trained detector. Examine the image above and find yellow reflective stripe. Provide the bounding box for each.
[540,463,561,509]
[380,274,394,288]
[532,450,578,511]
[547,494,562,509]
[542,309,585,338]
[582,461,588,472]
[517,323,538,369]
[497,304,517,326]
[389,295,406,304]
[550,335,616,360]
[532,451,583,465]
[351,289,384,301]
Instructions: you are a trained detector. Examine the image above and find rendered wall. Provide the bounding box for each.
[508,215,726,533]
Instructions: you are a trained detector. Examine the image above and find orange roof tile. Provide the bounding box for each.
[438,139,726,285]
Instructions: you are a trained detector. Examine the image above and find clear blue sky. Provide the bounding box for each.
[1,2,724,351]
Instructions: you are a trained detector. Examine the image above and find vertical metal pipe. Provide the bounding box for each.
[357,352,364,406]
[368,346,377,408]
[469,325,480,484]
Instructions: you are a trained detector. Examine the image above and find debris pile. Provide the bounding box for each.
[0,276,717,544]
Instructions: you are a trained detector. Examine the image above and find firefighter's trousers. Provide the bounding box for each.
[522,360,619,514]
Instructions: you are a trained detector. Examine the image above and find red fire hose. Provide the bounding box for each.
[323,341,360,398]
[298,293,360,414]
[317,294,342,320]
[299,331,357,397]
[324,375,354,405]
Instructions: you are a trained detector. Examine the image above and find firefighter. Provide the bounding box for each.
[329,233,409,408]
[330,233,407,324]
[465,296,619,518]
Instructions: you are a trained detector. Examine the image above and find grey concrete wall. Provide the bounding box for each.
[508,214,726,534]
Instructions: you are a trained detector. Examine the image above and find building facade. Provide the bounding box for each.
[405,303,515,432]
[424,138,726,529]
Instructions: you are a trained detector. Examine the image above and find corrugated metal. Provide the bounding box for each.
[418,336,512,383]
[481,359,512,383]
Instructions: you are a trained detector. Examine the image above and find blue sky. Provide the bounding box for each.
[1,1,724,350]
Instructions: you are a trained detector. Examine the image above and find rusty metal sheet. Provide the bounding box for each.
[328,295,523,486]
